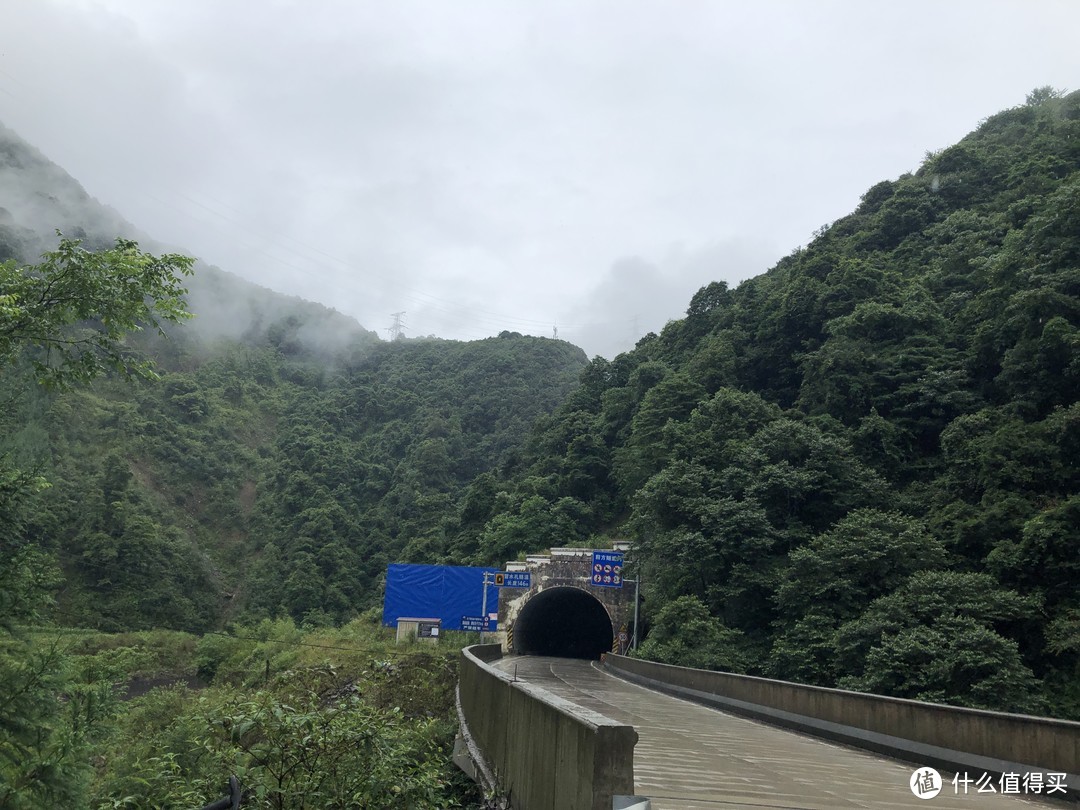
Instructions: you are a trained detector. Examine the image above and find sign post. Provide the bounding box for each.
[633,574,640,650]
[478,571,531,642]
[480,571,493,642]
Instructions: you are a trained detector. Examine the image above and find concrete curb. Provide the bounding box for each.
[460,645,638,810]
[603,658,1079,805]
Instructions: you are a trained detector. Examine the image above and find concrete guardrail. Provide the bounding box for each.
[603,653,1080,795]
[458,644,638,810]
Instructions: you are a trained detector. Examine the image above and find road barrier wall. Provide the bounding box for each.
[604,653,1080,791]
[459,645,637,810]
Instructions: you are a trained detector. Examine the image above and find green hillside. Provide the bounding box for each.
[0,124,583,806]
[0,86,1077,808]
[0,121,587,632]
[466,88,1080,717]
[0,329,576,632]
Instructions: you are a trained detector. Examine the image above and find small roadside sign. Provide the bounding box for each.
[591,550,624,588]
[494,571,531,588]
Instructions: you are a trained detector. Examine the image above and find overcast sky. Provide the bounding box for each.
[2,1,1078,357]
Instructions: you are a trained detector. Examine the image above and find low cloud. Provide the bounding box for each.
[561,239,778,359]
[2,1,1078,362]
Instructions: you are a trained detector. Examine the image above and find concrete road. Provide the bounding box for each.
[491,656,1054,810]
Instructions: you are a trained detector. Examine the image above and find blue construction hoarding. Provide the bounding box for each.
[382,563,500,632]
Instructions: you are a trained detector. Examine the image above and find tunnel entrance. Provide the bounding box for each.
[512,586,613,659]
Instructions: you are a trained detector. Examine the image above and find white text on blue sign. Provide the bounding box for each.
[495,572,531,588]
[591,551,624,588]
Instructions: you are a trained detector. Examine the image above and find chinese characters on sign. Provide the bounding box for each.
[910,767,1068,799]
[591,550,624,588]
[493,571,531,588]
[460,616,484,632]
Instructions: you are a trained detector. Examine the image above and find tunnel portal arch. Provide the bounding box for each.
[512,586,613,659]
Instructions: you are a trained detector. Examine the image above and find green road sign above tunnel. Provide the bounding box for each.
[494,571,531,588]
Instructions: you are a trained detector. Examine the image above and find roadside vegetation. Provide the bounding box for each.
[1,88,1077,806]
[11,619,480,808]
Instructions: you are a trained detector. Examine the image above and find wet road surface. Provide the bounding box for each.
[491,656,1052,810]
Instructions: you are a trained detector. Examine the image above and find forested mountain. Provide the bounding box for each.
[1,88,1077,728]
[0,121,380,356]
[6,330,584,632]
[461,88,1080,717]
[0,121,587,632]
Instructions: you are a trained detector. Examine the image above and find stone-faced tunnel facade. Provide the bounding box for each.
[496,547,634,659]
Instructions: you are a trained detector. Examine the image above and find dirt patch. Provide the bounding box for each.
[238,480,257,514]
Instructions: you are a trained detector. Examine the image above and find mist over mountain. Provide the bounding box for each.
[0,119,588,632]
[1,90,1077,725]
[455,88,1080,718]
[0,120,378,357]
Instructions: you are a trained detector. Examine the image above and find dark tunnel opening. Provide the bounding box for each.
[513,586,613,659]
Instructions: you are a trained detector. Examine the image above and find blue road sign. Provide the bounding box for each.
[494,571,531,588]
[461,616,485,632]
[590,550,624,588]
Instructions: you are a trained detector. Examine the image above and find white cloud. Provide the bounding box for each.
[1,0,1077,356]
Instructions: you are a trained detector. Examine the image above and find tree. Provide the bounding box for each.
[1025,86,1064,106]
[669,387,780,471]
[686,281,732,319]
[768,510,947,684]
[615,372,706,491]
[0,235,193,387]
[0,236,193,807]
[630,457,782,646]
[835,571,1043,712]
[717,418,888,543]
[475,493,589,563]
[775,510,946,622]
[636,595,752,673]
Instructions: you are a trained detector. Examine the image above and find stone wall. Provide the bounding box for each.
[498,548,634,654]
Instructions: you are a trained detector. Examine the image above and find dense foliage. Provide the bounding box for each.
[6,325,584,631]
[465,88,1080,717]
[1,86,1077,807]
[91,618,478,809]
[0,230,494,806]
[0,238,196,806]
[3,620,479,809]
